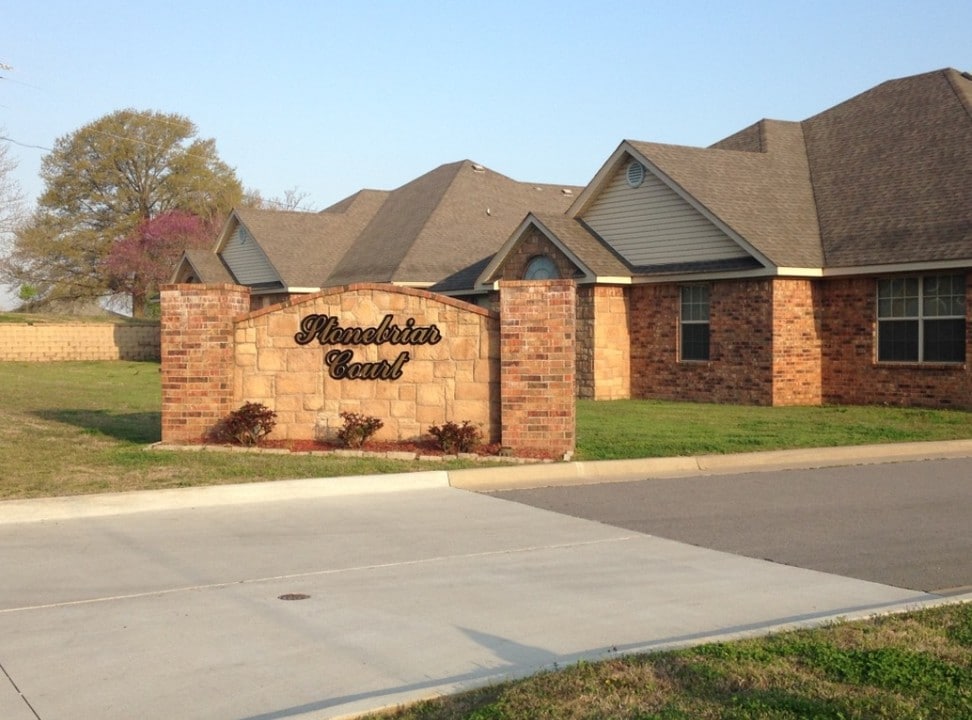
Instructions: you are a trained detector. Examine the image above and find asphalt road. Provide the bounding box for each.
[492,457,972,594]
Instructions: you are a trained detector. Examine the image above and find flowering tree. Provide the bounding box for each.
[3,109,241,314]
[105,210,218,317]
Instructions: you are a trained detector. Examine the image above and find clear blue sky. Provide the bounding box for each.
[0,0,969,304]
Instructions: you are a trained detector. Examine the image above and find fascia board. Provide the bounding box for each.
[213,212,240,254]
[565,142,632,218]
[820,259,972,277]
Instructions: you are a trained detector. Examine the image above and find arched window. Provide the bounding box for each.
[523,255,559,280]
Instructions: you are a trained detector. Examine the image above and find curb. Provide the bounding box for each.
[0,471,451,525]
[4,439,972,524]
[447,438,972,491]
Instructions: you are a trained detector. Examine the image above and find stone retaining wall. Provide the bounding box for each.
[0,323,161,361]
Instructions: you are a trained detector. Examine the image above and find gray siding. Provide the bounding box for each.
[582,161,751,267]
[221,226,280,285]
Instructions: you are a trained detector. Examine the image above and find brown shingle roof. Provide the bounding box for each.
[326,160,580,286]
[622,68,972,272]
[178,248,235,283]
[802,68,972,267]
[530,214,630,277]
[232,189,387,287]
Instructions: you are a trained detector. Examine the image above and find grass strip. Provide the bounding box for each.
[363,602,972,719]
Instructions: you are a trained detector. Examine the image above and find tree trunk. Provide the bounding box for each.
[131,291,146,319]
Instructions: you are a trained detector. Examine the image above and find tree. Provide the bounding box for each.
[105,210,219,317]
[0,134,26,246]
[2,109,242,316]
[242,185,314,211]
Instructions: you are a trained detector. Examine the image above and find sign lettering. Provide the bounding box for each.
[295,314,440,381]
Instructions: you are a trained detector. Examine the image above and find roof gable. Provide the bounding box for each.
[216,195,387,290]
[218,214,283,287]
[580,149,759,270]
[568,124,823,273]
[479,211,633,287]
[627,121,824,269]
[171,248,235,284]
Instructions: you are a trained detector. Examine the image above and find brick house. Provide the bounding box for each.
[175,68,972,408]
[172,160,580,310]
[478,68,972,408]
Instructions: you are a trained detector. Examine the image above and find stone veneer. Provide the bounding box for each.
[161,281,576,458]
[235,284,500,443]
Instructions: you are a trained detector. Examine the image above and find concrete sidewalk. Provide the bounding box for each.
[1,441,970,719]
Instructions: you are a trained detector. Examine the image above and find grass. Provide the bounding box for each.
[2,361,971,499]
[363,602,972,719]
[575,398,972,460]
[0,361,486,499]
[0,310,156,324]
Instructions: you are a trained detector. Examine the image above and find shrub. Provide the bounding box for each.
[215,402,277,446]
[428,420,482,454]
[337,411,383,448]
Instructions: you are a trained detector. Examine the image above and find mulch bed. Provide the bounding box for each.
[221,438,555,460]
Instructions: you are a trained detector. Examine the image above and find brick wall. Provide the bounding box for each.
[0,323,160,361]
[631,275,972,408]
[821,275,972,407]
[160,284,251,443]
[630,280,775,405]
[499,280,575,458]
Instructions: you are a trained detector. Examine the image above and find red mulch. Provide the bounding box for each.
[226,438,554,460]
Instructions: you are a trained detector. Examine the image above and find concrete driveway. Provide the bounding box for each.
[0,472,944,720]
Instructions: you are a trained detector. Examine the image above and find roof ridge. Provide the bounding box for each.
[944,68,972,123]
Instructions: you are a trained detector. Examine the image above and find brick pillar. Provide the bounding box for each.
[160,284,250,443]
[499,280,576,458]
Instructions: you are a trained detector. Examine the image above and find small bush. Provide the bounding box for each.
[337,411,383,448]
[428,420,482,454]
[215,402,277,446]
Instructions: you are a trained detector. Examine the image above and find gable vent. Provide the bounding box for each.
[626,160,645,188]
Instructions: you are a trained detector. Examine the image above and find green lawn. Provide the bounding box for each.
[575,398,972,460]
[0,361,484,499]
[2,361,971,499]
[362,602,972,720]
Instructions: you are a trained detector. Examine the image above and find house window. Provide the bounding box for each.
[877,274,966,363]
[680,285,710,361]
[523,255,559,280]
